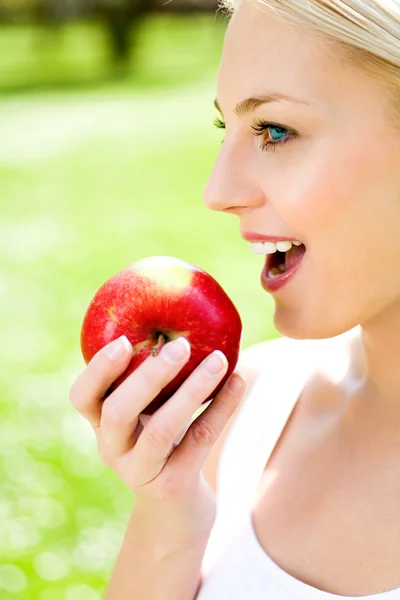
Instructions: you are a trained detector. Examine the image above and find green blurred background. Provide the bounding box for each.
[0,1,278,598]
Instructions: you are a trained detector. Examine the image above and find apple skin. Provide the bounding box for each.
[80,256,243,415]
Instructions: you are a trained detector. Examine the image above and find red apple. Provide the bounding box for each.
[80,256,243,415]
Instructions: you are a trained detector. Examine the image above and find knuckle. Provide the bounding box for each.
[97,441,112,467]
[182,374,209,402]
[190,418,216,446]
[138,367,157,391]
[101,401,126,428]
[92,351,114,377]
[97,441,119,472]
[146,419,175,449]
[186,378,204,396]
[69,378,87,412]
[141,359,172,392]
[89,346,122,382]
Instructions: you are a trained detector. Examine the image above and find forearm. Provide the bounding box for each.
[103,502,214,600]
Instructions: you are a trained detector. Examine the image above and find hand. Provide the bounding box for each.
[69,335,246,537]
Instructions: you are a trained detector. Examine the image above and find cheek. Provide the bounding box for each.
[278,137,400,245]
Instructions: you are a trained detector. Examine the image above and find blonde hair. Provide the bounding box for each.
[218,0,400,133]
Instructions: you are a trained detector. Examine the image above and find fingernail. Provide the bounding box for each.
[227,373,246,394]
[105,336,132,361]
[161,337,190,364]
[203,351,227,376]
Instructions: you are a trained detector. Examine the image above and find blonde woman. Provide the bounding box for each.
[69,1,400,598]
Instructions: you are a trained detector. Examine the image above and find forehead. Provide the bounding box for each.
[218,3,349,111]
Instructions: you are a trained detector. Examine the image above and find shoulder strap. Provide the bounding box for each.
[215,337,317,522]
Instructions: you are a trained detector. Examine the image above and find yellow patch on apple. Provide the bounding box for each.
[107,306,120,324]
[135,256,193,292]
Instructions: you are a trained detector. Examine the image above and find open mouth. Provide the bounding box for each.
[266,243,306,279]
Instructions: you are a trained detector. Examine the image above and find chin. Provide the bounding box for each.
[272,305,359,342]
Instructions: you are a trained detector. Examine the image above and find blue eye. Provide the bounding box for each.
[213,116,295,152]
[251,119,294,152]
[269,126,287,141]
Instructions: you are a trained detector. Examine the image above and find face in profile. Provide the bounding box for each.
[204,1,400,340]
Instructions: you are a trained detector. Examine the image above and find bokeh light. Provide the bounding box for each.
[0,564,28,593]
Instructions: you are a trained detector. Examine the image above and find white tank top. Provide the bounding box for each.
[197,335,400,600]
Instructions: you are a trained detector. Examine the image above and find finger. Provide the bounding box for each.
[69,335,133,428]
[173,371,247,473]
[140,414,190,457]
[139,414,191,445]
[125,350,230,487]
[99,337,191,457]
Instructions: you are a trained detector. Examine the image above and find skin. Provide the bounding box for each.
[204,1,400,427]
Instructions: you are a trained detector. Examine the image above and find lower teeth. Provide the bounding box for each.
[268,264,286,278]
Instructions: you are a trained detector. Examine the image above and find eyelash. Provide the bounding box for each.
[213,116,295,152]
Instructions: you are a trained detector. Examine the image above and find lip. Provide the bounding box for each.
[241,231,300,243]
[261,252,304,293]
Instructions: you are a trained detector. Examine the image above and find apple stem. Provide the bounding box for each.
[151,334,167,357]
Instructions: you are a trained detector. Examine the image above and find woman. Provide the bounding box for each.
[69,1,400,598]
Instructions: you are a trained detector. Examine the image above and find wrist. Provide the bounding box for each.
[131,498,215,557]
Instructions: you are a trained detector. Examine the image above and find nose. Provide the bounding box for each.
[203,144,266,214]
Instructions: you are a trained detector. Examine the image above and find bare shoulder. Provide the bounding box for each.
[201,336,287,493]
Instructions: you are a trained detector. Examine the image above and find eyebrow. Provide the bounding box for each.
[214,93,311,117]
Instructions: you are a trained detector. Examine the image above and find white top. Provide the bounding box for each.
[197,334,400,599]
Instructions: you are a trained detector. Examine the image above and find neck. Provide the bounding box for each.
[347,300,400,412]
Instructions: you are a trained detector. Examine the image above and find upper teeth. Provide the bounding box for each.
[250,240,302,255]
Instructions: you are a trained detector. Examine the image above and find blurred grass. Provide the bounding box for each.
[0,14,278,600]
